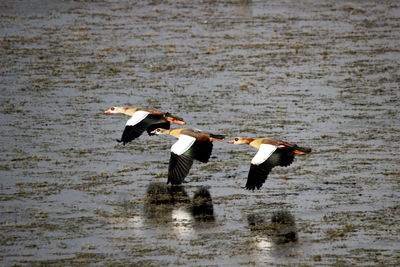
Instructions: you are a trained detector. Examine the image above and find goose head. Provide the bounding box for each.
[150,128,170,135]
[228,137,252,145]
[104,106,127,114]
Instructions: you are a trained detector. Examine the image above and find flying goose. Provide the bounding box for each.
[228,137,311,190]
[152,128,225,185]
[104,106,185,145]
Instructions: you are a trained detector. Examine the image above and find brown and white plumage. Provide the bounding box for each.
[151,128,225,185]
[228,137,311,190]
[104,106,185,145]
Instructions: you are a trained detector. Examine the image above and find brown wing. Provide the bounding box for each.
[261,138,296,148]
[137,107,165,116]
[180,128,210,141]
[180,128,224,142]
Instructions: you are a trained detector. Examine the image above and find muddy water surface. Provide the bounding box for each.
[1,0,399,265]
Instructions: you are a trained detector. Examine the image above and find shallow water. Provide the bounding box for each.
[1,0,399,265]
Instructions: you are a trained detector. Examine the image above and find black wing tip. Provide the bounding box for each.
[245,183,262,190]
[120,124,147,143]
[167,180,183,186]
[167,176,184,186]
[168,176,185,186]
[245,163,271,191]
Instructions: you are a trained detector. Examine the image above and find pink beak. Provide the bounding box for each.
[228,140,235,144]
[104,109,111,114]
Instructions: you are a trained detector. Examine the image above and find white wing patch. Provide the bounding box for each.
[251,144,277,165]
[171,134,196,155]
[126,111,150,126]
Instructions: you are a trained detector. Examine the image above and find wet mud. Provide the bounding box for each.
[1,0,399,265]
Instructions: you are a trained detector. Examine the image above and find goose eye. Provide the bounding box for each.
[111,107,115,111]
[235,138,239,141]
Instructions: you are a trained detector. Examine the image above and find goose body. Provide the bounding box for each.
[104,107,185,145]
[152,128,225,185]
[228,137,311,190]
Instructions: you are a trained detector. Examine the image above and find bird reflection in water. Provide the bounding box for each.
[270,210,297,244]
[144,183,215,232]
[144,182,190,224]
[190,186,215,222]
[248,209,298,253]
[145,182,190,205]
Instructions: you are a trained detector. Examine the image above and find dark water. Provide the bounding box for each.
[1,0,399,265]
